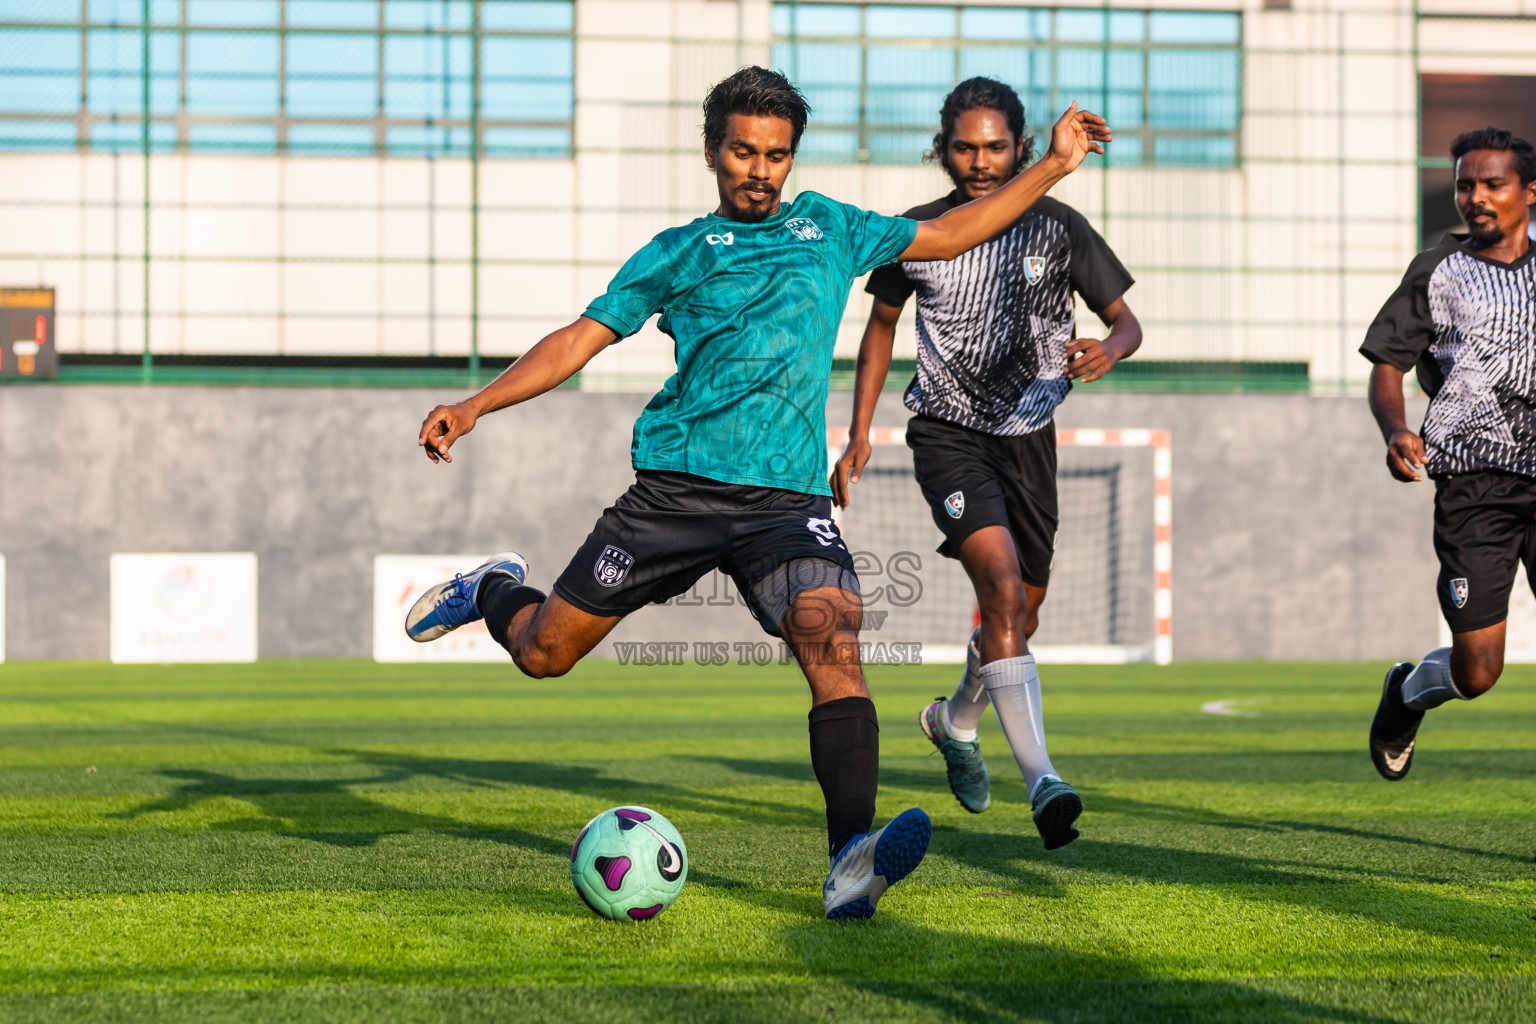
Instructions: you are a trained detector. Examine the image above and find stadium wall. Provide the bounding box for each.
[0,385,1434,662]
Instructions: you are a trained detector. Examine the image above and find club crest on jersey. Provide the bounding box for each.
[594,545,634,588]
[1450,577,1469,609]
[944,491,965,518]
[1023,255,1048,286]
[785,218,824,241]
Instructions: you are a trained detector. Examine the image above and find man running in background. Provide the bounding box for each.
[1363,126,1536,780]
[404,67,1111,916]
[832,78,1140,850]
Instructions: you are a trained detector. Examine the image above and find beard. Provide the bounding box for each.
[1464,206,1505,245]
[946,159,1015,197]
[721,184,779,223]
[1468,221,1505,246]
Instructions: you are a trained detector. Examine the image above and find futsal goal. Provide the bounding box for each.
[828,426,1171,666]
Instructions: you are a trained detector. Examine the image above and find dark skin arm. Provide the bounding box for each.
[417,315,619,463]
[1066,296,1142,383]
[830,296,1142,506]
[1367,361,1427,482]
[830,297,903,508]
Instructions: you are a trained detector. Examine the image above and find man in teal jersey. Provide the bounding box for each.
[405,67,1109,920]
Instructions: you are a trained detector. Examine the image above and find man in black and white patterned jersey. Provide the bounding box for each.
[831,78,1141,849]
[1363,126,1536,781]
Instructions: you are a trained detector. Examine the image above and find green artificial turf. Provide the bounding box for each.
[0,660,1532,1023]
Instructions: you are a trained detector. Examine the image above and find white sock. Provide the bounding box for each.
[979,654,1059,799]
[942,628,987,741]
[1401,647,1468,710]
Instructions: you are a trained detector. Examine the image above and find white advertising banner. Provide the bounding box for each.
[374,555,508,663]
[0,553,6,663]
[110,553,258,663]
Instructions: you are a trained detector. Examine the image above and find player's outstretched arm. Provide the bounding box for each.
[1066,298,1142,384]
[900,103,1111,263]
[417,315,619,464]
[832,299,904,508]
[1367,361,1427,482]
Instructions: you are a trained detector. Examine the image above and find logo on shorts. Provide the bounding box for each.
[594,545,634,588]
[785,218,823,241]
[806,517,844,550]
[1023,255,1048,286]
[1450,577,1469,609]
[944,491,965,518]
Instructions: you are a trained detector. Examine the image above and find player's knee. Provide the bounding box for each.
[1459,660,1501,697]
[512,636,575,679]
[979,585,1028,635]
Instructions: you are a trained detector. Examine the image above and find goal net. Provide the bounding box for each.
[828,426,1171,665]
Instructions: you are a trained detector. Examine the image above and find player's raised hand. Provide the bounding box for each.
[1065,337,1119,383]
[418,401,479,464]
[831,436,872,509]
[1046,102,1111,173]
[1386,429,1427,482]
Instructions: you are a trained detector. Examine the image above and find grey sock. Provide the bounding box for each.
[943,628,989,737]
[1401,647,1468,710]
[979,654,1059,799]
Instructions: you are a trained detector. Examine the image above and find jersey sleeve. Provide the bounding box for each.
[844,203,919,278]
[1359,248,1445,372]
[1065,207,1135,313]
[582,236,677,339]
[864,260,916,306]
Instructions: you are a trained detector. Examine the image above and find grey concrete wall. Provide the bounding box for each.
[0,385,1435,661]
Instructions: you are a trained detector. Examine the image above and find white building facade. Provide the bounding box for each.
[1,0,1533,389]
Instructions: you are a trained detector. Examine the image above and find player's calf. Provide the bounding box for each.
[490,588,624,679]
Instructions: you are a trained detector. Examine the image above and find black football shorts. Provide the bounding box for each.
[1433,470,1536,633]
[905,413,1058,588]
[552,470,858,637]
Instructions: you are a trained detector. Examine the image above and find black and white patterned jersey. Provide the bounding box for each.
[1361,240,1536,478]
[866,191,1133,437]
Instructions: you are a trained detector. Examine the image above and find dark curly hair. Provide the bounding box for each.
[925,77,1032,168]
[1451,126,1536,186]
[702,66,811,154]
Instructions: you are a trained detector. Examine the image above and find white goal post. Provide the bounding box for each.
[827,425,1172,666]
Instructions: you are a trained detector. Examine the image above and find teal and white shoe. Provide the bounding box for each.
[1030,776,1082,851]
[404,551,529,642]
[823,807,931,920]
[920,699,991,813]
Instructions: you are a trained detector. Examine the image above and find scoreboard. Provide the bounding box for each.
[0,288,56,379]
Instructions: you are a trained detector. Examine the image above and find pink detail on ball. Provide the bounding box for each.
[599,856,631,891]
[627,904,664,920]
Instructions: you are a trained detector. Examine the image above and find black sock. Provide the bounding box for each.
[476,575,546,654]
[808,696,879,858]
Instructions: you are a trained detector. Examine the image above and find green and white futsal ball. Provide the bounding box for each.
[570,805,688,920]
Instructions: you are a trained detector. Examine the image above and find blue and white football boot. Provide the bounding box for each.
[823,807,931,920]
[404,551,529,642]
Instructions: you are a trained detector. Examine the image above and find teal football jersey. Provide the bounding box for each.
[583,191,917,496]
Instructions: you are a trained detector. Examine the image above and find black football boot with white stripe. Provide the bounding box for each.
[1369,662,1423,781]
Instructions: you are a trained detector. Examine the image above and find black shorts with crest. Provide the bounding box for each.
[552,470,857,637]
